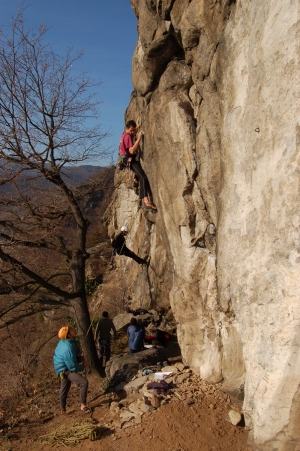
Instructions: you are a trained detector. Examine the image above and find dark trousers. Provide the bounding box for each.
[117,245,145,265]
[98,337,111,366]
[60,372,88,411]
[130,159,150,199]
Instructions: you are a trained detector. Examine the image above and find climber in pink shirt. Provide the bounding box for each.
[120,120,156,210]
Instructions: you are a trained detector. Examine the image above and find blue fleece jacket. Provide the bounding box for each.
[53,339,84,375]
[127,325,145,351]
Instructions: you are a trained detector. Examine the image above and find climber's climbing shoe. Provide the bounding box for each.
[144,202,157,210]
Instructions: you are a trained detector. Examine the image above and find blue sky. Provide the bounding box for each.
[0,0,138,165]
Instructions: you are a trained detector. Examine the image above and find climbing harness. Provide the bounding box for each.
[117,155,131,172]
[111,233,126,260]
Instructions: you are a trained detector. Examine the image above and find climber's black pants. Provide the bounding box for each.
[117,245,145,265]
[130,159,149,199]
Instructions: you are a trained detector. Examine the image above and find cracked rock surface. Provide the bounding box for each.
[104,0,300,449]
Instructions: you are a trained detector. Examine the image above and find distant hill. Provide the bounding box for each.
[60,165,105,186]
[0,161,116,247]
[0,163,109,193]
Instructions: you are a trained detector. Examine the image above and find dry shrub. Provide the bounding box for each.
[0,314,64,414]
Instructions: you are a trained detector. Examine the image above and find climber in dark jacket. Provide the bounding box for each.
[112,225,148,265]
[94,311,117,366]
[53,326,90,414]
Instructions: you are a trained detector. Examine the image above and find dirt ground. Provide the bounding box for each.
[0,371,250,451]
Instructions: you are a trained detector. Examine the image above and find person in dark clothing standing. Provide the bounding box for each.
[119,120,156,210]
[95,311,117,367]
[112,226,148,265]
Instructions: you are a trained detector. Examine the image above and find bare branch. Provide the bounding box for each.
[0,247,81,299]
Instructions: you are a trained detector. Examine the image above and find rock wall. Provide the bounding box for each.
[105,0,300,449]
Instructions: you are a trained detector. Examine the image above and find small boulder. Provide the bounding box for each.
[128,399,154,414]
[228,410,242,426]
[151,395,161,408]
[119,410,136,423]
[175,373,190,384]
[106,348,159,380]
[161,366,178,373]
[164,376,174,384]
[175,362,185,371]
[118,394,140,408]
[124,376,149,395]
[122,421,135,430]
[110,402,119,412]
[143,390,153,399]
[113,313,132,332]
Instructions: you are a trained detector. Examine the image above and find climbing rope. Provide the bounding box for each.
[39,419,102,447]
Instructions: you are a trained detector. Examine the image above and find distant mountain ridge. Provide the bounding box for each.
[60,165,105,185]
[0,163,107,192]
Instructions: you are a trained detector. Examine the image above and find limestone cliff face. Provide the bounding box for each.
[105,1,300,449]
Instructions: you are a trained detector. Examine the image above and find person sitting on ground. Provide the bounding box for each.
[94,311,117,367]
[127,317,145,353]
[112,225,149,266]
[53,326,90,414]
[120,120,156,210]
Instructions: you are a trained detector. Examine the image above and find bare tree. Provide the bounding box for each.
[0,9,111,368]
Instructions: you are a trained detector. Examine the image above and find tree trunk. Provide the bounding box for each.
[70,250,98,370]
[70,296,98,369]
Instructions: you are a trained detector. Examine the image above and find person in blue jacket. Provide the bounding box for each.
[53,325,91,414]
[127,317,145,354]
